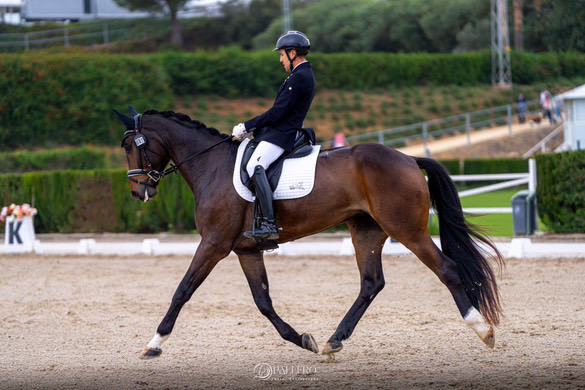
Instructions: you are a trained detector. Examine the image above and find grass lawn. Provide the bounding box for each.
[430,186,539,237]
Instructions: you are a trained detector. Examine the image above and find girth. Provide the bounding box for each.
[240,128,315,192]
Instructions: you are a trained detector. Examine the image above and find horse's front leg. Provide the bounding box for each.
[141,240,230,359]
[237,251,319,354]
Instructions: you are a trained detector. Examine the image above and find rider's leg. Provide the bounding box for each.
[245,141,285,177]
[245,141,284,240]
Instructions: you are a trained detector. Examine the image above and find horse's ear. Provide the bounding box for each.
[113,109,134,130]
[128,105,139,118]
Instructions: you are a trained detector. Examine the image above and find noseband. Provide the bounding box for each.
[121,114,231,189]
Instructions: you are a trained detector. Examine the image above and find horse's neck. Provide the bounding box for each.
[165,129,236,198]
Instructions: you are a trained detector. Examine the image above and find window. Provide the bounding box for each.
[84,0,92,14]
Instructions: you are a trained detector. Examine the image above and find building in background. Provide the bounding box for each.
[21,0,149,21]
[0,0,21,24]
[561,85,585,151]
[20,0,223,22]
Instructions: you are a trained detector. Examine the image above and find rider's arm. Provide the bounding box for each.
[244,74,305,132]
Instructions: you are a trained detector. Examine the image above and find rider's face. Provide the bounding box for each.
[279,49,296,72]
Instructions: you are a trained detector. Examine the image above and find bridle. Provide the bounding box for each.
[121,113,231,189]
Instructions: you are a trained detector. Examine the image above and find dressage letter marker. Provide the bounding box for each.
[4,216,37,252]
[8,221,23,244]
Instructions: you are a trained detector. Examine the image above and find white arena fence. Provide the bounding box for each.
[2,236,585,260]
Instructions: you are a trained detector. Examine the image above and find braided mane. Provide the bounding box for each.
[143,110,231,140]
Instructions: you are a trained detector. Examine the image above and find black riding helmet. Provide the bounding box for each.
[273,31,311,52]
[273,31,310,73]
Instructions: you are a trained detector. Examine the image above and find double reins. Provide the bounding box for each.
[123,114,231,188]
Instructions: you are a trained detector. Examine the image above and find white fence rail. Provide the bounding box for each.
[444,159,536,215]
[523,122,565,158]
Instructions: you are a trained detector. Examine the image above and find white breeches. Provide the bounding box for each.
[246,141,285,177]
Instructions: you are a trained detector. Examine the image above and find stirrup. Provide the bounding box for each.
[244,218,280,241]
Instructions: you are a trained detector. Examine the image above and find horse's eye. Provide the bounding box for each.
[124,146,132,154]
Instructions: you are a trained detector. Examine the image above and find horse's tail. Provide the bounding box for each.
[415,157,504,326]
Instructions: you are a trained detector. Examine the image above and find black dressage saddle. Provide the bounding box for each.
[240,128,316,192]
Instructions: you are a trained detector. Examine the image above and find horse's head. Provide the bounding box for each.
[115,107,170,202]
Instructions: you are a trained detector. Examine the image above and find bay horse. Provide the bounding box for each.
[117,110,503,359]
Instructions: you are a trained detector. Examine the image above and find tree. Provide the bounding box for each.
[524,0,585,52]
[513,0,526,51]
[114,0,188,48]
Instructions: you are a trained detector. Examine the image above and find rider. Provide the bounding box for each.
[232,31,316,241]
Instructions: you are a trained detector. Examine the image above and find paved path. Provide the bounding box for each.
[397,122,550,157]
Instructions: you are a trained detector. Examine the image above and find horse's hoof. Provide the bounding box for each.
[482,327,495,349]
[301,333,319,354]
[321,340,343,355]
[139,347,162,360]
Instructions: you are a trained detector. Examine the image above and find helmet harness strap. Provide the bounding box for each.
[285,49,297,73]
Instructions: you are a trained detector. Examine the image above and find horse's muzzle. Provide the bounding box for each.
[131,186,158,202]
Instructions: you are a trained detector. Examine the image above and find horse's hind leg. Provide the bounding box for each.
[237,251,319,353]
[323,215,388,357]
[399,231,495,348]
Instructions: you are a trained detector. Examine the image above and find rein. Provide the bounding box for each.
[123,114,231,188]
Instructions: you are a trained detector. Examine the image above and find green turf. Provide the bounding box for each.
[460,188,518,237]
[429,186,540,237]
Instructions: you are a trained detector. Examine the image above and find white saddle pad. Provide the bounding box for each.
[232,138,321,202]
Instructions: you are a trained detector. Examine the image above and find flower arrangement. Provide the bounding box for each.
[1,204,38,223]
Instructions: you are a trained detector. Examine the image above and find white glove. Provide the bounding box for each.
[232,123,248,141]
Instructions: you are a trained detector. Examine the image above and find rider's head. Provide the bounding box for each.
[273,31,310,73]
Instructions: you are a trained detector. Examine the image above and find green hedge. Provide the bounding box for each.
[437,158,528,175]
[0,53,173,151]
[159,49,491,96]
[511,51,585,84]
[0,146,108,173]
[437,159,461,175]
[462,158,528,174]
[160,50,585,95]
[0,169,195,233]
[536,151,585,233]
[0,157,531,234]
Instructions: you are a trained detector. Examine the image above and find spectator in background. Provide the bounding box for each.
[517,93,527,123]
[541,90,554,125]
[333,132,346,147]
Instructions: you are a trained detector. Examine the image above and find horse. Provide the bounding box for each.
[116,109,504,360]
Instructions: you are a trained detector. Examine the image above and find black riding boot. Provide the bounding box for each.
[244,166,280,241]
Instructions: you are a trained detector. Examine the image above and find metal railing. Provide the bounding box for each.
[523,122,565,158]
[0,21,156,52]
[333,99,541,155]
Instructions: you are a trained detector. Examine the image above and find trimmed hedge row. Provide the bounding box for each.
[536,151,585,233]
[159,50,492,96]
[0,157,531,233]
[512,51,585,84]
[0,53,173,151]
[161,50,585,96]
[3,50,585,150]
[0,146,107,173]
[437,158,528,175]
[0,169,195,233]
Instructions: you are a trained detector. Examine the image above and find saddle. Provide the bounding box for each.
[240,128,316,191]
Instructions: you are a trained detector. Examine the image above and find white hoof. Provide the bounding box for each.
[464,307,495,349]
